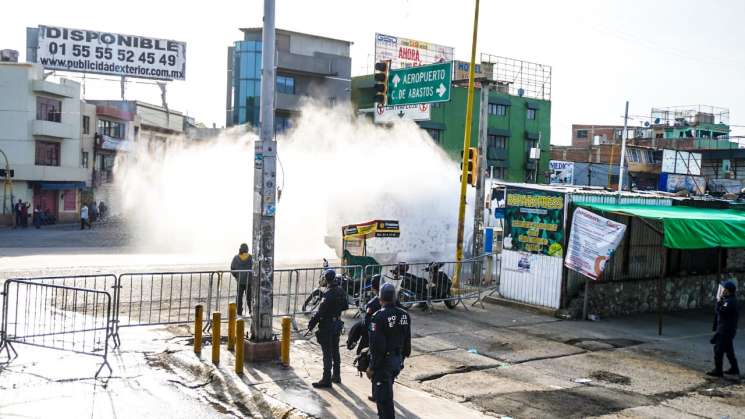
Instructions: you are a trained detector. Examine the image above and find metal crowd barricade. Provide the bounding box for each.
[291,264,366,327]
[0,279,113,378]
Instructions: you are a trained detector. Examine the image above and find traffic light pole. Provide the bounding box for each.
[454,0,480,291]
[250,0,278,344]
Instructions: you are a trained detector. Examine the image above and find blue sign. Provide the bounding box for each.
[484,228,494,253]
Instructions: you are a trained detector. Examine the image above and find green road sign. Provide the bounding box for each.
[387,61,452,106]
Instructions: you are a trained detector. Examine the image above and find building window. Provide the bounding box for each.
[526,138,539,150]
[487,134,507,149]
[527,108,536,120]
[82,116,90,134]
[36,96,62,122]
[35,141,60,166]
[275,115,292,133]
[81,150,89,168]
[97,119,125,139]
[488,103,507,116]
[576,129,588,139]
[424,128,442,143]
[490,166,506,179]
[276,75,295,95]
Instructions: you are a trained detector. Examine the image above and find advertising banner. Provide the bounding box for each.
[564,207,627,280]
[661,149,702,175]
[374,33,454,69]
[35,25,186,81]
[549,160,574,185]
[374,103,431,123]
[502,187,565,257]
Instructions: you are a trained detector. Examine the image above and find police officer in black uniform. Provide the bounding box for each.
[707,280,740,377]
[367,283,411,418]
[308,269,348,388]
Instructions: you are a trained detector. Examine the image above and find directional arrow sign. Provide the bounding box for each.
[386,61,452,106]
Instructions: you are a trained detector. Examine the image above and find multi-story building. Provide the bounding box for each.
[352,55,552,183]
[0,61,90,224]
[86,100,185,211]
[553,106,743,192]
[225,28,352,130]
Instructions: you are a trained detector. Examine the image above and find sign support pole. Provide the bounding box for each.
[617,101,629,193]
[454,0,481,290]
[472,83,489,263]
[251,0,278,343]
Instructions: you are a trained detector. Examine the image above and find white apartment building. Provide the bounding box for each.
[0,62,90,224]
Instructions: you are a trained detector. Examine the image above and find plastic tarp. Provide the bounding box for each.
[578,203,745,250]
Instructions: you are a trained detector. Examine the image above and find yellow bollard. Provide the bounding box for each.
[194,304,203,354]
[281,316,291,367]
[212,312,220,365]
[228,303,236,351]
[235,319,245,375]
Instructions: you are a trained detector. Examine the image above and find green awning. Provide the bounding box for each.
[578,203,745,250]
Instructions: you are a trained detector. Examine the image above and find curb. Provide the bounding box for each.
[482,295,559,317]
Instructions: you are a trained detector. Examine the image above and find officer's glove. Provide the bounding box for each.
[366,367,374,380]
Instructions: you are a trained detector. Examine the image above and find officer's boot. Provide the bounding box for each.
[332,370,341,384]
[312,375,332,388]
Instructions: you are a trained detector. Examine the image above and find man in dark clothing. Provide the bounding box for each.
[707,280,740,378]
[13,199,22,229]
[308,269,348,388]
[367,283,411,419]
[362,275,382,401]
[230,243,253,316]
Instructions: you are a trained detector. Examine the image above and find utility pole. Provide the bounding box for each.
[472,82,489,262]
[617,101,629,193]
[454,0,481,290]
[250,0,278,345]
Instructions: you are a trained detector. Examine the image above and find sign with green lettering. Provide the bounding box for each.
[387,61,452,106]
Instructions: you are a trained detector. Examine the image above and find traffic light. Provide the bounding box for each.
[373,61,390,105]
[0,169,14,178]
[460,147,479,186]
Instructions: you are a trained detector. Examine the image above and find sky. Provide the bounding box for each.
[4,0,745,144]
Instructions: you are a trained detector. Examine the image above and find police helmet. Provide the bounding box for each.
[722,280,737,292]
[323,269,337,286]
[380,283,396,303]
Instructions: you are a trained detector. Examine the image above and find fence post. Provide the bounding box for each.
[291,270,301,332]
[235,318,244,374]
[194,305,203,354]
[281,316,291,367]
[212,312,220,365]
[205,273,214,331]
[228,303,236,351]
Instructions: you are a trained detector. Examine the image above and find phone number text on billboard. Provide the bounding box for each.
[36,25,186,81]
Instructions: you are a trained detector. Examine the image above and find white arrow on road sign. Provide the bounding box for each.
[436,83,447,97]
[392,74,401,88]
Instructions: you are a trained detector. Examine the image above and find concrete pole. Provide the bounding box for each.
[251,0,278,342]
[472,83,489,261]
[617,101,629,193]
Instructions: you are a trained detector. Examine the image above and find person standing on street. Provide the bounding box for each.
[707,280,740,378]
[308,269,348,388]
[230,243,253,316]
[32,206,41,229]
[13,199,22,229]
[21,201,29,228]
[80,204,90,230]
[367,283,411,418]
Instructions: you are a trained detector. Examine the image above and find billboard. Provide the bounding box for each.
[452,60,493,81]
[565,208,626,280]
[374,33,454,69]
[374,103,431,123]
[661,149,701,175]
[502,187,565,257]
[33,25,186,81]
[549,160,574,185]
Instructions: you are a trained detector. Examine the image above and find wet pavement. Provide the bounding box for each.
[2,224,745,418]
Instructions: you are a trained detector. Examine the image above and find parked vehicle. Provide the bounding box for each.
[389,262,457,310]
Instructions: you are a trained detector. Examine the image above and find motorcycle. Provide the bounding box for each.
[391,262,457,310]
[302,259,375,314]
